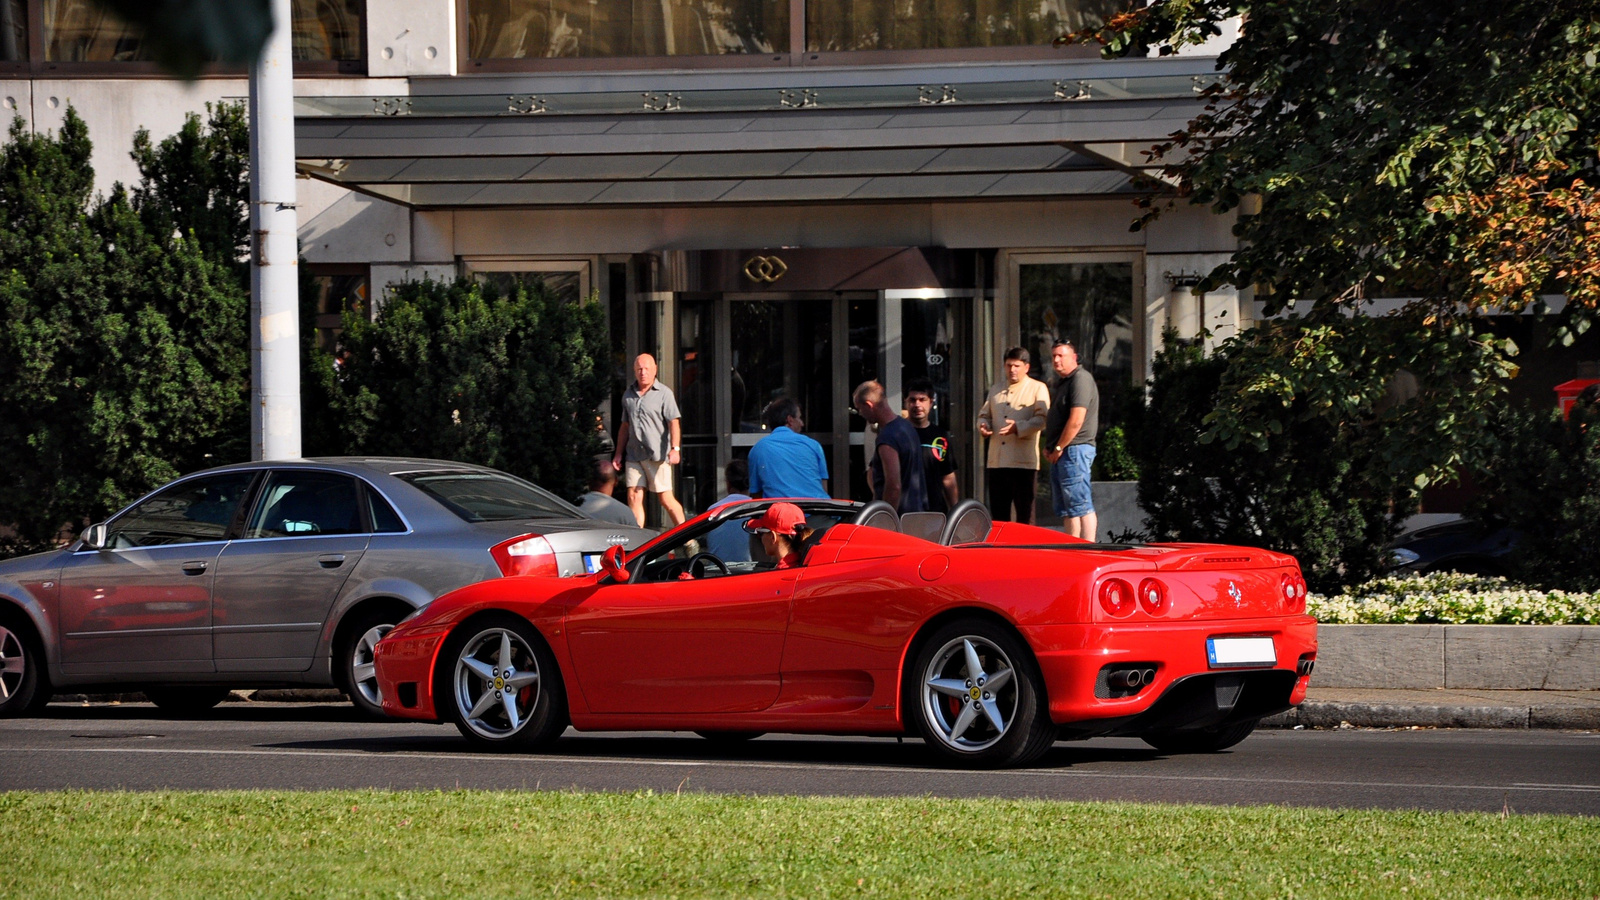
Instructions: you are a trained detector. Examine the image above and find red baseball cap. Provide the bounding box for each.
[743,502,807,536]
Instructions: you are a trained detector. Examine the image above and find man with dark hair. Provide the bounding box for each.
[853,380,927,513]
[578,455,639,526]
[977,346,1050,523]
[904,378,959,513]
[1045,339,1100,540]
[747,395,830,499]
[706,459,754,562]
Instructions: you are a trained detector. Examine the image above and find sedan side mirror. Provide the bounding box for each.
[80,523,109,550]
[601,544,631,583]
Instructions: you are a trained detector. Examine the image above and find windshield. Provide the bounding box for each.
[398,471,580,522]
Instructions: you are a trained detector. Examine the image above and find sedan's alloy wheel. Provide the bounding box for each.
[350,624,393,708]
[0,625,25,703]
[453,627,541,740]
[921,635,1019,752]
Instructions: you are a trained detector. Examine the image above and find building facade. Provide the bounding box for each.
[1,0,1255,512]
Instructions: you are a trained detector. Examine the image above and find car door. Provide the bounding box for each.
[210,470,371,672]
[565,567,796,714]
[56,471,257,677]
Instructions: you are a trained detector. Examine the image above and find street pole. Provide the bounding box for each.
[248,0,301,460]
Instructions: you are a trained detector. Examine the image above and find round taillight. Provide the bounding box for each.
[1099,578,1135,617]
[1282,572,1307,612]
[1137,577,1168,614]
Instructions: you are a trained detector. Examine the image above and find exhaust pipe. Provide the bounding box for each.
[1297,658,1315,677]
[1141,667,1157,685]
[1108,669,1144,689]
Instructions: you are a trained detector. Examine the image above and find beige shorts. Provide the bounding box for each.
[624,458,673,492]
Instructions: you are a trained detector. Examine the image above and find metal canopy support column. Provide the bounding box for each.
[249,0,301,460]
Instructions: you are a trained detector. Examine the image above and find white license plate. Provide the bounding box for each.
[1207,636,1276,668]
[582,554,603,574]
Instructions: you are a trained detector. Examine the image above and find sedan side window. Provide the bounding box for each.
[106,472,256,548]
[246,472,364,538]
[367,488,407,533]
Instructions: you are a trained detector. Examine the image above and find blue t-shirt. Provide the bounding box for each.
[747,427,830,499]
[706,493,753,562]
[871,417,928,513]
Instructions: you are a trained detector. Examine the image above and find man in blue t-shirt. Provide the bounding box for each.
[747,396,830,499]
[706,459,754,562]
[851,380,927,513]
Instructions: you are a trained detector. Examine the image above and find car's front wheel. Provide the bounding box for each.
[0,613,51,717]
[438,614,567,751]
[336,609,399,718]
[907,619,1056,768]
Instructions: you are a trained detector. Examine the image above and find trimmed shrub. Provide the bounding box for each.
[307,276,609,500]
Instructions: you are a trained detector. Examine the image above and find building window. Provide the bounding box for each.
[1014,256,1139,439]
[466,0,788,60]
[807,0,1122,52]
[305,266,370,354]
[463,258,594,303]
[2,0,26,61]
[31,0,363,69]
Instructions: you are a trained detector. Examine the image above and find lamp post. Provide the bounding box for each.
[248,0,302,460]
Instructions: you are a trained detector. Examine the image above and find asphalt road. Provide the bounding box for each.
[3,702,1597,815]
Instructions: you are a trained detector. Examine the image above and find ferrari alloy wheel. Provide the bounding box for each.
[337,609,398,719]
[0,617,51,717]
[442,615,567,751]
[909,619,1056,768]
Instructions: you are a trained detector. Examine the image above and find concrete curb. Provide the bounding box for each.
[1262,701,1600,730]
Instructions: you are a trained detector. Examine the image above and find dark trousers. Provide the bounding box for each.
[986,467,1037,524]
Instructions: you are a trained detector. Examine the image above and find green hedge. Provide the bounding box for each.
[1308,572,1600,625]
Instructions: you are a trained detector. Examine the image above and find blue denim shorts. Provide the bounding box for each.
[1050,444,1097,519]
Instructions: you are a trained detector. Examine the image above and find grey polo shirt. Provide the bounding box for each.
[621,381,682,462]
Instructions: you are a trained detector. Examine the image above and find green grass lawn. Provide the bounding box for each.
[3,790,1595,899]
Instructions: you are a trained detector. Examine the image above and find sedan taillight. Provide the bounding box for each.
[491,534,559,578]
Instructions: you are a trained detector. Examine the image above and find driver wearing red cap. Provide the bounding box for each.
[743,502,814,569]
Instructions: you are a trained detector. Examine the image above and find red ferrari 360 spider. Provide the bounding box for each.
[374,498,1317,768]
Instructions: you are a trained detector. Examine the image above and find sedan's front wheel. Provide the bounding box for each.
[438,614,566,751]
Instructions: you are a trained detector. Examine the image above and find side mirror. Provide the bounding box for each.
[80,523,109,550]
[601,544,631,583]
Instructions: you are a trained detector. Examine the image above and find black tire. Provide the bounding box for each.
[335,607,402,719]
[694,731,764,743]
[143,686,234,717]
[436,613,567,751]
[1141,717,1260,754]
[0,610,51,717]
[905,618,1056,768]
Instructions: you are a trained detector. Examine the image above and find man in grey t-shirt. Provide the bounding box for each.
[611,354,688,527]
[1044,339,1100,540]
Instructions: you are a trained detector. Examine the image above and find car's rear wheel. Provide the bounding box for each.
[1141,717,1260,754]
[0,614,51,717]
[336,609,398,719]
[143,686,233,717]
[439,614,566,751]
[908,618,1056,768]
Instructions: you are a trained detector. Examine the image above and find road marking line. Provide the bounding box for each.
[7,746,1599,794]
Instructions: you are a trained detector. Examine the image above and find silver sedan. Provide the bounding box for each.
[0,457,651,718]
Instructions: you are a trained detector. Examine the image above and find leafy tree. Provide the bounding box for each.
[315,277,610,500]
[0,108,249,554]
[1067,1,1600,580]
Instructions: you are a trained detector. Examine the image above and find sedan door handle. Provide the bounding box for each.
[181,561,208,575]
[318,554,346,568]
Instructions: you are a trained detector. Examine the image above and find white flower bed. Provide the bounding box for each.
[1307,571,1600,625]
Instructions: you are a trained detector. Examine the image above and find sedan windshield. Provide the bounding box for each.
[399,471,580,522]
